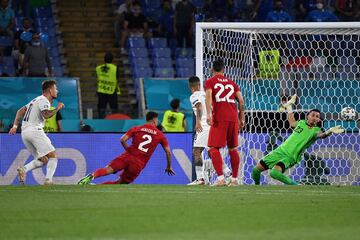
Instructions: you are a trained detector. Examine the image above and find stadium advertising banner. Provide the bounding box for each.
[1,133,359,185]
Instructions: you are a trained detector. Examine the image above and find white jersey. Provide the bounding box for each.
[21,95,50,132]
[189,91,209,129]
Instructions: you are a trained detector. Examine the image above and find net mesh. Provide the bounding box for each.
[200,26,360,185]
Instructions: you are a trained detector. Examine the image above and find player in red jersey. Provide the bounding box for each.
[78,111,175,185]
[205,59,245,186]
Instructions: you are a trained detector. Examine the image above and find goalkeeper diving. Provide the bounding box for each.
[252,95,345,185]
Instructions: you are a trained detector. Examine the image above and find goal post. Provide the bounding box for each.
[195,22,360,185]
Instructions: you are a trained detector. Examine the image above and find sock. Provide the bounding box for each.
[195,166,203,180]
[217,175,224,181]
[229,149,240,178]
[45,158,58,181]
[222,161,232,177]
[202,159,212,184]
[208,148,223,176]
[93,168,109,179]
[101,181,119,184]
[23,159,43,173]
[252,167,262,185]
[270,168,298,185]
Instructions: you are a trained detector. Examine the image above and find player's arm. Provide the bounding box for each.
[205,89,212,125]
[194,102,203,132]
[162,139,175,176]
[42,102,65,119]
[283,95,297,128]
[9,106,27,135]
[317,126,344,139]
[120,133,131,150]
[235,90,245,129]
[288,111,296,128]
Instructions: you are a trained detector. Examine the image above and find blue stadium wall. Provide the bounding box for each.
[1,133,359,185]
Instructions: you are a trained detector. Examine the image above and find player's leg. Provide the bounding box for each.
[34,131,57,185]
[188,147,206,185]
[208,122,227,185]
[270,162,299,185]
[18,132,44,184]
[251,161,268,185]
[219,147,232,180]
[227,121,240,186]
[118,161,143,184]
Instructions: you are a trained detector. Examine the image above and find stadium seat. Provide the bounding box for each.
[152,48,171,58]
[44,37,58,48]
[128,37,146,48]
[38,26,56,37]
[132,67,153,78]
[0,56,14,67]
[128,48,149,58]
[192,0,205,8]
[0,36,12,47]
[131,57,151,68]
[176,67,194,77]
[153,57,173,68]
[33,6,52,17]
[154,67,175,78]
[176,57,194,68]
[148,38,167,48]
[49,47,60,58]
[175,48,194,58]
[52,67,63,77]
[35,17,55,29]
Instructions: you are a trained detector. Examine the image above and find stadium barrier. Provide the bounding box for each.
[1,133,359,185]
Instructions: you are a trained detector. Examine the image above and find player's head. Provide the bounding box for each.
[212,59,225,74]
[170,98,180,110]
[188,76,200,92]
[306,109,322,127]
[146,111,159,125]
[42,79,58,99]
[104,52,113,63]
[274,0,284,11]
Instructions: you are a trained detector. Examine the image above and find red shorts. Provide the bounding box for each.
[208,121,239,148]
[108,152,144,184]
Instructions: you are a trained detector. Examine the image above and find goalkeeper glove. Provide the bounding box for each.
[282,94,297,113]
[325,125,345,135]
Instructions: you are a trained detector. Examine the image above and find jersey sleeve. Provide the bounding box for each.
[125,126,136,138]
[38,98,50,111]
[204,79,212,90]
[190,93,200,108]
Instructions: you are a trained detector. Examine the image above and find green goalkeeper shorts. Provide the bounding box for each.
[262,149,296,171]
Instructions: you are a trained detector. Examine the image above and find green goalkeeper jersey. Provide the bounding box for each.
[278,120,322,164]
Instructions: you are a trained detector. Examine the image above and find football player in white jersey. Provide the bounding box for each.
[9,80,65,185]
[187,76,231,185]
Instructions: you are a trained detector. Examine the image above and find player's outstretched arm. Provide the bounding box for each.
[283,95,297,128]
[317,125,345,139]
[163,146,175,176]
[9,106,26,135]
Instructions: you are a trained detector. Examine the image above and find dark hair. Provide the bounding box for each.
[170,98,180,110]
[101,52,113,73]
[42,79,57,91]
[212,59,224,72]
[22,17,32,23]
[307,109,321,116]
[146,111,158,121]
[188,76,200,84]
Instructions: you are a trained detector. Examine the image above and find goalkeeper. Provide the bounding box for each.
[251,95,344,185]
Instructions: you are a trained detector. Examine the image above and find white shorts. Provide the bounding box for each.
[194,128,210,148]
[21,130,55,159]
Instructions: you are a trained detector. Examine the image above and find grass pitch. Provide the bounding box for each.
[0,185,359,240]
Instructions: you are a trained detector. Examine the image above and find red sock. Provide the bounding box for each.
[229,149,240,178]
[209,148,223,176]
[93,168,109,178]
[101,180,119,184]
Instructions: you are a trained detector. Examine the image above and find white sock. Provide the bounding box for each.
[217,175,224,181]
[45,158,58,181]
[23,159,43,173]
[222,162,231,177]
[195,166,203,180]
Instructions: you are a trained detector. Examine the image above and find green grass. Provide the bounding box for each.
[0,185,359,240]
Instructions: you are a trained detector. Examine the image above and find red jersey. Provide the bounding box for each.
[205,74,240,123]
[125,123,169,165]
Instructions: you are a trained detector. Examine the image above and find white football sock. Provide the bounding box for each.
[222,161,231,177]
[23,159,43,173]
[195,166,203,180]
[45,158,58,181]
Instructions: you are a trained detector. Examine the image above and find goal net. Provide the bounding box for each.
[196,22,360,185]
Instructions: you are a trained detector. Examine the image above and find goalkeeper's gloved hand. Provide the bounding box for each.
[325,125,345,135]
[282,94,297,113]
